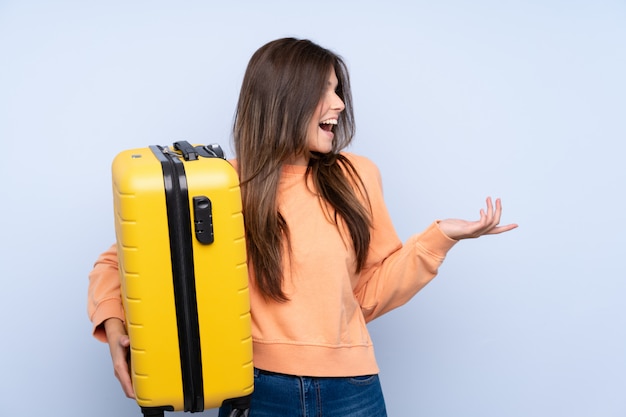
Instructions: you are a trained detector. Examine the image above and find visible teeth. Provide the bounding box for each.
[320,119,338,125]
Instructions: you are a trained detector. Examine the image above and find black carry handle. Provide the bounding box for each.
[173,141,199,161]
[173,141,225,161]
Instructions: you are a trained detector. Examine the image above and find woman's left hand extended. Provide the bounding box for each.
[438,197,518,240]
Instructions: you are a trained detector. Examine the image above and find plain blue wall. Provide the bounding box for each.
[1,1,624,416]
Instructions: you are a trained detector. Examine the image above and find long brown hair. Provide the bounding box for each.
[234,38,371,302]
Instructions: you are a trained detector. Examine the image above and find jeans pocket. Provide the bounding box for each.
[348,374,378,386]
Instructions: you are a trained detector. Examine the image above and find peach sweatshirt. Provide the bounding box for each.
[87,153,457,377]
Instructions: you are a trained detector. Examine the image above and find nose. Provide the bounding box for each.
[332,91,345,112]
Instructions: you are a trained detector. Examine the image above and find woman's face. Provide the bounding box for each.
[293,68,345,165]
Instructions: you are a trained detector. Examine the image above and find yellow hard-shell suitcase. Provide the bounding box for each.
[112,141,253,417]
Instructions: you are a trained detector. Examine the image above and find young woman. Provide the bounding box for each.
[88,37,517,417]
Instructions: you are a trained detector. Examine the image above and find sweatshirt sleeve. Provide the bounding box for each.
[87,244,125,342]
[349,155,458,322]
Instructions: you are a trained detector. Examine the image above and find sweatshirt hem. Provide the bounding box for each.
[252,341,379,377]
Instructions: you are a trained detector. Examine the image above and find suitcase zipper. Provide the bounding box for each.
[151,145,204,412]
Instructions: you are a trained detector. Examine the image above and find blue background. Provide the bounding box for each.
[1,1,625,416]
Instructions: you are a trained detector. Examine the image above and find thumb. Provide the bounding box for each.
[119,334,131,348]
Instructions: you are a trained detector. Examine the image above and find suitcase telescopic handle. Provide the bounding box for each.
[201,143,225,159]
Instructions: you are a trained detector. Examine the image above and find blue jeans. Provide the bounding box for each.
[218,368,387,417]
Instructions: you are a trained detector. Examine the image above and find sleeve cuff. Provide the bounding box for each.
[90,298,125,343]
[414,221,458,258]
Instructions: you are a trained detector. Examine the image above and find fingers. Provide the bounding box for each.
[485,197,500,226]
[473,197,515,237]
[473,197,495,237]
[491,197,502,226]
[485,222,519,235]
[102,319,135,398]
[482,197,517,235]
[113,356,135,398]
[120,334,130,348]
[113,336,135,398]
[485,196,494,220]
[437,197,516,240]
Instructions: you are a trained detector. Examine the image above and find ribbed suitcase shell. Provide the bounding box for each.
[112,143,253,414]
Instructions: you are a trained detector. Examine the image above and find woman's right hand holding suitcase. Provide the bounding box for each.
[104,318,135,399]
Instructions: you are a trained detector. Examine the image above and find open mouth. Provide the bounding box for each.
[319,119,338,132]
